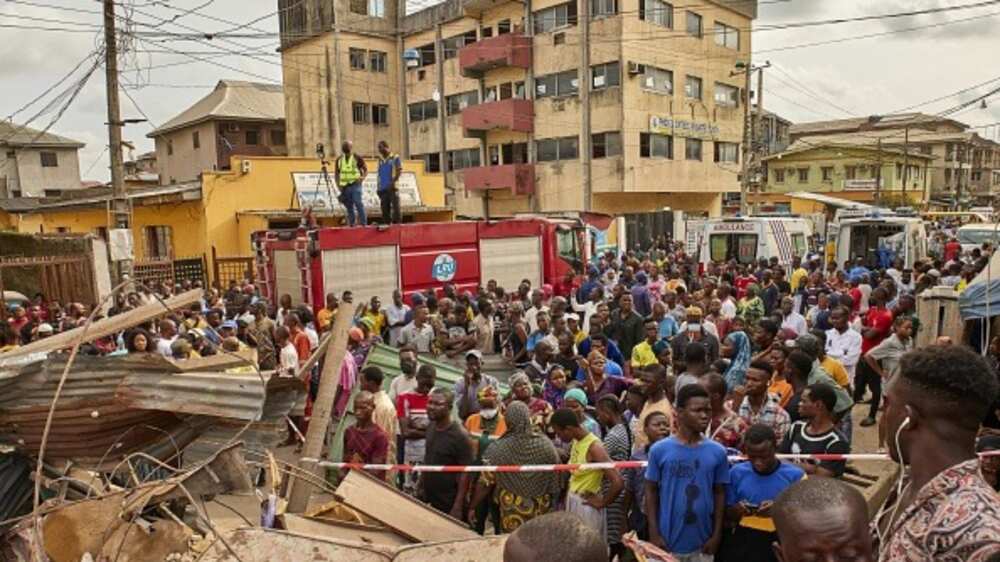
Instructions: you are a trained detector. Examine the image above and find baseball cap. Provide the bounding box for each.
[465,349,483,361]
[37,323,54,334]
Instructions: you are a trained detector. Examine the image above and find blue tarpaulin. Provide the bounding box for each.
[959,250,1000,319]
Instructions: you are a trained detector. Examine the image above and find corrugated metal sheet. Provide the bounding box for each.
[0,452,32,529]
[116,371,267,421]
[182,419,287,468]
[363,343,509,396]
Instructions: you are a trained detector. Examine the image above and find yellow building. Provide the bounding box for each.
[0,156,448,286]
[278,0,755,219]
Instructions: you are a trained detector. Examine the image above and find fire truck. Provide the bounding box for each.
[252,217,592,309]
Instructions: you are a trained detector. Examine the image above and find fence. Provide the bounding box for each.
[0,255,96,316]
[132,256,207,289]
[212,247,255,290]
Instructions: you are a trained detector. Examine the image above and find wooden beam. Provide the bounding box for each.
[0,289,202,361]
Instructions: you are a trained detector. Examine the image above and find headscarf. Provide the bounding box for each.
[484,402,561,499]
[564,387,588,407]
[510,371,532,390]
[723,329,751,389]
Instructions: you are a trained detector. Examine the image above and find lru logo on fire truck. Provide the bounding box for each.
[432,253,457,282]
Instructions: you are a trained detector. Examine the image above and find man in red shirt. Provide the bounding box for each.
[943,237,962,263]
[854,287,894,427]
[734,266,756,300]
[553,270,578,299]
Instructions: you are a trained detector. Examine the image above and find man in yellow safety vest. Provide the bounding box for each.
[334,140,369,226]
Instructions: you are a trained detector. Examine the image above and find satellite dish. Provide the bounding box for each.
[403,48,420,68]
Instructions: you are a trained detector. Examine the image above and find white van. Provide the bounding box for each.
[697,217,814,269]
[957,223,1000,254]
[829,213,927,269]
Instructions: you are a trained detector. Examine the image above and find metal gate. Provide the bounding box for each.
[0,255,96,312]
[212,247,255,289]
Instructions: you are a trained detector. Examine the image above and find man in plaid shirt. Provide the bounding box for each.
[737,360,791,443]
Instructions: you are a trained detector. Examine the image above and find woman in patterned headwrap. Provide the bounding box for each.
[506,371,553,433]
[737,283,765,326]
[467,401,563,533]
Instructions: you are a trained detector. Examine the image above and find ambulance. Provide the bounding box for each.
[695,217,814,269]
[828,211,928,269]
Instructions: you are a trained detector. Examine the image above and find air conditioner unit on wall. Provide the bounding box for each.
[226,123,240,132]
[627,62,645,75]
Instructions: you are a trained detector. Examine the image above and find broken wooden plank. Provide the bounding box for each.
[0,289,202,361]
[166,348,257,372]
[281,514,412,548]
[334,469,476,543]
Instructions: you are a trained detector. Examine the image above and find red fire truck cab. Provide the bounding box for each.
[252,218,590,309]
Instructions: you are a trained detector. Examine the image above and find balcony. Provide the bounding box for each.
[459,33,532,78]
[463,163,535,195]
[462,99,534,138]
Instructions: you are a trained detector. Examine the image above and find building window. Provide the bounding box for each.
[40,151,58,167]
[535,69,579,98]
[498,19,512,34]
[447,148,481,171]
[640,0,672,27]
[446,91,479,116]
[349,48,367,70]
[714,83,739,107]
[714,141,738,163]
[798,168,809,183]
[592,132,622,158]
[590,0,617,17]
[641,66,673,94]
[408,100,438,122]
[714,21,739,49]
[369,50,387,72]
[640,132,672,158]
[685,75,702,100]
[270,129,286,145]
[373,104,389,126]
[417,153,441,173]
[144,225,173,259]
[352,102,371,124]
[167,140,173,156]
[349,0,366,14]
[821,166,834,182]
[685,138,703,161]
[368,0,385,17]
[192,131,201,149]
[245,129,259,145]
[414,43,435,67]
[845,165,857,180]
[443,30,477,60]
[774,168,785,183]
[533,2,577,33]
[536,136,579,162]
[591,61,620,90]
[685,11,702,37]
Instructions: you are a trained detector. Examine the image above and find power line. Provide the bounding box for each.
[767,64,857,118]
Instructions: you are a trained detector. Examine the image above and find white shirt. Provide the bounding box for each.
[525,305,549,333]
[680,320,718,339]
[385,302,411,346]
[156,336,177,358]
[858,284,872,314]
[399,321,435,353]
[825,327,863,378]
[304,325,319,350]
[388,373,419,402]
[279,342,299,375]
[570,297,600,334]
[720,298,737,321]
[781,312,808,337]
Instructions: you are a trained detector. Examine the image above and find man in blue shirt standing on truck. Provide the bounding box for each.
[377,140,402,224]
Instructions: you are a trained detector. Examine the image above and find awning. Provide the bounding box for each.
[959,243,1000,319]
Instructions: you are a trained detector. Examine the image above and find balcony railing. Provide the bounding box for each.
[458,33,532,78]
[463,163,535,195]
[462,98,534,138]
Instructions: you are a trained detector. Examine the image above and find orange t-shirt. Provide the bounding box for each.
[769,378,793,409]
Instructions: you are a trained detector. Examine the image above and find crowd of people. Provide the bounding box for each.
[3,230,1000,562]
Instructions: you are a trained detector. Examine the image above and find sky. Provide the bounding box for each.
[2,0,999,182]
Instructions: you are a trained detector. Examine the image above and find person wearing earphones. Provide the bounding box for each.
[875,344,1000,561]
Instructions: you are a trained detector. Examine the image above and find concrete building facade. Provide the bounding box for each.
[278,0,756,218]
[0,122,84,199]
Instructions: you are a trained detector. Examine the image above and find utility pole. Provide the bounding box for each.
[579,0,591,212]
[875,137,883,207]
[902,126,909,201]
[739,62,752,215]
[104,0,131,282]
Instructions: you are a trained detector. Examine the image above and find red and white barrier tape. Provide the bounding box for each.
[303,450,1000,473]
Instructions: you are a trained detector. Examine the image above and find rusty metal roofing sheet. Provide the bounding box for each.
[116,371,267,421]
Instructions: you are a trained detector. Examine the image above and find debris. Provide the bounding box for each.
[334,469,477,543]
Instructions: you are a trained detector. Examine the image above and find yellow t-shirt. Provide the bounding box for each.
[630,340,658,368]
[790,267,808,292]
[821,356,851,389]
[363,310,386,335]
[568,432,602,495]
[316,307,336,331]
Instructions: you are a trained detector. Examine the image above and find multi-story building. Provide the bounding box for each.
[148,80,287,185]
[278,0,756,218]
[788,113,1000,206]
[754,141,933,212]
[0,122,85,199]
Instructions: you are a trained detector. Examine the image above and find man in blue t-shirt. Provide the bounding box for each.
[376,140,402,224]
[646,384,729,561]
[717,424,804,562]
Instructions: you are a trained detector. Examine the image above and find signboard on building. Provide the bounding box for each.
[649,116,721,139]
[292,171,422,211]
[843,179,882,191]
